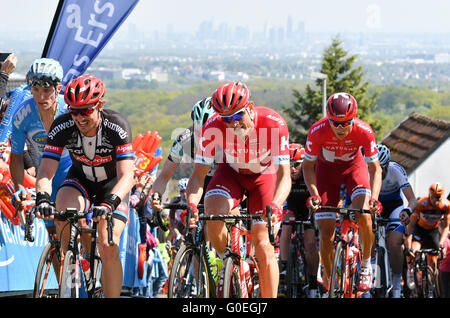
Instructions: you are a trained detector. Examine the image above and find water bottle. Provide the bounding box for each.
[80,256,94,292]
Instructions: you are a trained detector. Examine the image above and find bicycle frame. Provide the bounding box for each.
[317,206,371,298]
[338,215,361,298]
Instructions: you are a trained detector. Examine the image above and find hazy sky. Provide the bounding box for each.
[3,0,450,35]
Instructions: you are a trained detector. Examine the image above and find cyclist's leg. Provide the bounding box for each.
[279,210,294,265]
[386,206,407,293]
[246,172,278,298]
[97,203,128,298]
[315,217,336,288]
[203,164,244,255]
[304,227,319,288]
[315,164,342,289]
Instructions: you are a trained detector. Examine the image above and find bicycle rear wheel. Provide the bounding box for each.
[168,244,211,298]
[58,250,80,298]
[329,241,346,298]
[33,242,59,298]
[373,247,388,298]
[223,257,243,298]
[423,266,439,298]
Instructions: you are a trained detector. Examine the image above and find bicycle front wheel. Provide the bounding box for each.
[329,241,346,298]
[286,243,306,298]
[58,250,80,298]
[168,244,211,298]
[33,242,59,298]
[223,257,243,298]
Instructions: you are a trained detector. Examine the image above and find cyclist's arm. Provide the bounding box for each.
[109,158,135,202]
[302,158,319,197]
[367,160,382,200]
[10,152,25,191]
[186,162,210,207]
[35,157,59,195]
[440,217,449,247]
[152,159,179,196]
[272,163,291,209]
[402,186,418,211]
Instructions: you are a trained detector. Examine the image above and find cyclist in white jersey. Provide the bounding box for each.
[377,144,418,298]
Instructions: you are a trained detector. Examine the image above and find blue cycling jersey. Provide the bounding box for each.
[10,94,72,200]
[0,85,31,144]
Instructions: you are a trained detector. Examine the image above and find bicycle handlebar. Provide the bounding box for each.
[314,205,372,214]
[24,206,114,246]
[163,203,274,245]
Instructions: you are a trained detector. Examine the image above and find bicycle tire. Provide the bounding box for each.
[329,241,346,298]
[423,265,439,298]
[286,243,307,298]
[223,257,243,298]
[168,244,211,298]
[33,242,59,298]
[373,247,388,298]
[58,250,80,298]
[246,257,260,298]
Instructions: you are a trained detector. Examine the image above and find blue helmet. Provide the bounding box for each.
[26,58,63,87]
[191,97,215,128]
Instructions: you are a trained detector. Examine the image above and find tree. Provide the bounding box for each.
[284,36,382,144]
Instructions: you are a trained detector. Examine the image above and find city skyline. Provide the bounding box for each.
[3,0,450,37]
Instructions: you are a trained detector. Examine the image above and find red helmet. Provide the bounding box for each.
[211,81,250,114]
[429,182,445,196]
[64,74,105,106]
[326,92,358,122]
[289,143,305,161]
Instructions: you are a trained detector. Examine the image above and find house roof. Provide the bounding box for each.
[381,112,450,174]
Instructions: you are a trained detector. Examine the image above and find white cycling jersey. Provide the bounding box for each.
[379,161,410,203]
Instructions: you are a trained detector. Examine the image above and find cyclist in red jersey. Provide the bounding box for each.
[303,92,383,293]
[185,81,291,298]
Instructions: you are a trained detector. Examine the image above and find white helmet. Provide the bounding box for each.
[178,178,189,191]
[376,144,390,167]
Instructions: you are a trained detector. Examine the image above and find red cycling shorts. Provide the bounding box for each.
[316,157,371,208]
[205,163,277,215]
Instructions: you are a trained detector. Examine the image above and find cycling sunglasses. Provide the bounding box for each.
[329,118,354,128]
[431,194,442,200]
[220,108,246,123]
[290,161,302,168]
[68,104,98,117]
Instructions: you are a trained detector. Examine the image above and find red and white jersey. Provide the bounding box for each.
[195,106,290,175]
[304,117,378,166]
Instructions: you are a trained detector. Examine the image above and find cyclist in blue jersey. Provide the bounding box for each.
[376,144,418,298]
[35,74,135,298]
[10,58,72,228]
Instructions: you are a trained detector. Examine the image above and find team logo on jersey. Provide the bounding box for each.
[32,131,48,144]
[73,154,112,166]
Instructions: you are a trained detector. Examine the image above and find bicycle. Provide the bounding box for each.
[409,248,441,298]
[168,203,274,298]
[371,217,401,298]
[281,217,312,298]
[166,203,218,298]
[25,206,114,298]
[316,205,372,298]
